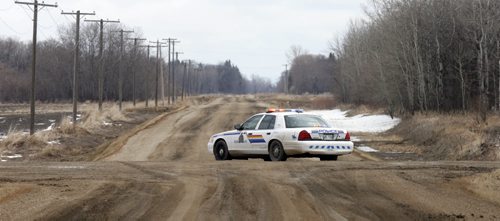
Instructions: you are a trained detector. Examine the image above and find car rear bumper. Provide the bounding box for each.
[284,141,354,156]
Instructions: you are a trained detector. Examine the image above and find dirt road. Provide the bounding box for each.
[1,96,500,220]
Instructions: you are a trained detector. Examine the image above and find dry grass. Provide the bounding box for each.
[81,105,129,131]
[0,103,134,160]
[391,112,500,160]
[0,127,58,157]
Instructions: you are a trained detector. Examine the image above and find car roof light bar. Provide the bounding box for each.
[267,108,304,113]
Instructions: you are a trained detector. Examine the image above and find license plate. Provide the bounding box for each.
[322,134,337,141]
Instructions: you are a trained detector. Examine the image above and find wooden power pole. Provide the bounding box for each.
[85,18,120,111]
[150,40,167,109]
[163,38,179,105]
[138,44,154,108]
[283,64,289,94]
[126,37,146,107]
[113,29,134,110]
[15,0,57,135]
[62,10,96,125]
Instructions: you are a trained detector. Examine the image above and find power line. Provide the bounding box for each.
[45,9,60,27]
[0,15,27,35]
[0,4,14,11]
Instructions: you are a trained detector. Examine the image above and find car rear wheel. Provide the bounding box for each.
[319,155,338,161]
[214,140,231,161]
[269,141,287,161]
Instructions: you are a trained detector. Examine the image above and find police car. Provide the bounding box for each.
[208,109,354,161]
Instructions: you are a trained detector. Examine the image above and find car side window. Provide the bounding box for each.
[258,115,276,130]
[241,115,263,130]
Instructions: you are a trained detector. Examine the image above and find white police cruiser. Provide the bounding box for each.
[208,109,354,161]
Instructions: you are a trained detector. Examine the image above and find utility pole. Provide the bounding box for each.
[186,60,191,98]
[150,40,167,109]
[62,10,96,125]
[138,44,154,108]
[158,40,169,107]
[174,51,184,101]
[15,0,57,135]
[126,37,146,107]
[181,60,188,101]
[283,64,289,94]
[85,19,120,111]
[163,38,179,104]
[113,29,134,110]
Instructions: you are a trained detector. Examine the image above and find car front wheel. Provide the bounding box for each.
[214,140,231,161]
[269,141,287,161]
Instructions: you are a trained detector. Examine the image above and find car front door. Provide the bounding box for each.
[232,115,263,154]
[250,115,276,154]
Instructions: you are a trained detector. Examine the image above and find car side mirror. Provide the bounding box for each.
[234,124,243,131]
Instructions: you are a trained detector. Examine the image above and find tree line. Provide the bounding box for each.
[277,46,337,95]
[0,23,274,103]
[276,0,500,115]
[332,0,500,114]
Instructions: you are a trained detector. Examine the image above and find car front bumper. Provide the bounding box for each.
[284,140,354,156]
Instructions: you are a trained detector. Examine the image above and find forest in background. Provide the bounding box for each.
[0,23,275,103]
[331,0,500,114]
[277,0,500,116]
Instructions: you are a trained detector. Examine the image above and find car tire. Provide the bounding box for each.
[269,141,287,161]
[214,140,231,161]
[319,155,338,161]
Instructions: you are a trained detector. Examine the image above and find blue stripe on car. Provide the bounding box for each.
[249,139,266,143]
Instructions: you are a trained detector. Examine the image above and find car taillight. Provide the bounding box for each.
[345,132,351,141]
[298,130,312,141]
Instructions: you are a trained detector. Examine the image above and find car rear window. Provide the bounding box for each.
[284,115,330,128]
[258,115,276,130]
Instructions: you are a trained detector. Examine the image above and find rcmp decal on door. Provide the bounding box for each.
[234,133,248,143]
[247,135,266,143]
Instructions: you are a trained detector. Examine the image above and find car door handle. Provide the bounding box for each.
[266,132,271,135]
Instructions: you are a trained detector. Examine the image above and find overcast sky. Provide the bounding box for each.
[0,0,366,82]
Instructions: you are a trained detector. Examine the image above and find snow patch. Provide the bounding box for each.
[103,121,122,127]
[0,133,6,141]
[47,140,61,145]
[356,146,380,153]
[43,123,56,131]
[308,109,400,133]
[0,154,23,159]
[350,136,362,142]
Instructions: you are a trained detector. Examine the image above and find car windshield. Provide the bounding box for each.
[284,115,330,128]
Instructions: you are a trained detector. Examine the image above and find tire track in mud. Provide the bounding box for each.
[151,103,224,161]
[149,96,264,162]
[37,181,177,221]
[196,172,283,220]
